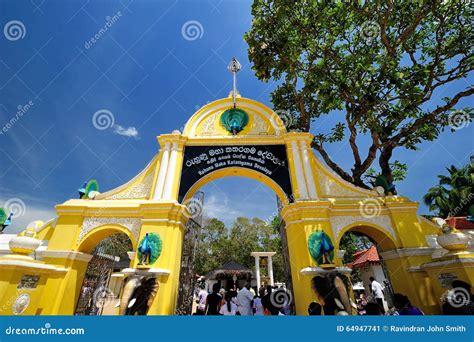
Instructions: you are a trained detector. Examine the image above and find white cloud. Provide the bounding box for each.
[1,203,56,234]
[113,125,139,138]
[203,194,243,226]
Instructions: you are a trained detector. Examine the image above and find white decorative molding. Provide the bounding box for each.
[77,217,141,245]
[300,141,317,199]
[421,257,474,270]
[108,172,153,200]
[291,140,308,199]
[380,247,437,261]
[121,268,171,276]
[300,266,352,275]
[248,114,268,135]
[200,112,218,135]
[162,142,179,200]
[188,100,282,137]
[153,143,171,200]
[330,215,396,242]
[96,156,157,200]
[0,258,68,272]
[38,250,93,262]
[319,171,368,197]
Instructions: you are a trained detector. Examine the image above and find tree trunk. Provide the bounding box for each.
[379,146,394,183]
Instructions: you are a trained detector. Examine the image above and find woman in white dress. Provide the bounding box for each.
[219,292,238,316]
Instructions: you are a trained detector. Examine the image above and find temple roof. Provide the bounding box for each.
[446,217,474,230]
[350,245,380,268]
[205,261,254,279]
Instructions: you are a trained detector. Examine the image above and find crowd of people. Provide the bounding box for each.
[349,277,472,316]
[194,282,288,316]
[194,276,474,316]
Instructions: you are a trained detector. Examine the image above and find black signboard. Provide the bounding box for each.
[178,145,293,202]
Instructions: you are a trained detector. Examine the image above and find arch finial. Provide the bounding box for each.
[227,57,241,108]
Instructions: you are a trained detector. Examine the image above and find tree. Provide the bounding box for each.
[423,164,473,217]
[245,0,473,187]
[195,217,285,282]
[339,232,373,283]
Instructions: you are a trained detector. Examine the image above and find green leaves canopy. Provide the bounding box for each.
[245,0,473,187]
[423,164,473,217]
[195,217,284,281]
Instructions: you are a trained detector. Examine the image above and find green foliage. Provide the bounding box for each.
[95,233,133,258]
[339,232,373,283]
[365,160,408,185]
[245,0,473,186]
[0,208,6,225]
[137,233,163,265]
[423,164,473,218]
[195,217,285,282]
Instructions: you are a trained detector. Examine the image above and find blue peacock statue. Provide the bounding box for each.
[308,230,335,266]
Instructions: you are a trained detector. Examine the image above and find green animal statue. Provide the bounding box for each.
[137,233,163,265]
[308,230,335,265]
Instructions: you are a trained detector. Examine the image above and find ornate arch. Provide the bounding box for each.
[76,219,140,253]
[332,218,399,252]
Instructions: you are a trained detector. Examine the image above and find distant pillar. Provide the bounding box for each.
[268,256,274,286]
[254,255,261,289]
[251,252,276,288]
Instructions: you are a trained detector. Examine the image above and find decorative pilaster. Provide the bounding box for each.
[254,255,261,289]
[268,256,274,286]
[300,140,317,199]
[153,142,171,199]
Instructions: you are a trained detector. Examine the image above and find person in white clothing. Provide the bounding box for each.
[220,292,238,316]
[253,288,265,315]
[236,283,254,316]
[370,277,385,313]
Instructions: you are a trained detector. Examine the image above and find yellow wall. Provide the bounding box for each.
[1,96,472,317]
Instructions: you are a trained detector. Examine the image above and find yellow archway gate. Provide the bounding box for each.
[1,94,472,316]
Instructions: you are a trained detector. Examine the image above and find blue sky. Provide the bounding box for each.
[0,0,472,233]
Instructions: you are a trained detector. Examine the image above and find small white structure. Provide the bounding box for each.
[251,251,276,289]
